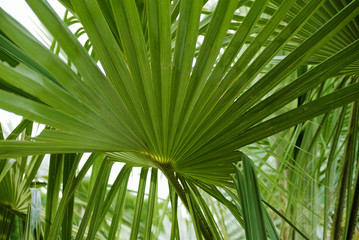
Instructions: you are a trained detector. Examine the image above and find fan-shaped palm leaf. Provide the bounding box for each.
[1,0,359,239]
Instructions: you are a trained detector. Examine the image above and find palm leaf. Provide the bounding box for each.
[1,0,359,239]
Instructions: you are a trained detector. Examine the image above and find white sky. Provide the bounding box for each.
[0,0,65,37]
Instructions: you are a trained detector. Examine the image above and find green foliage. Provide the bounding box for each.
[0,0,359,239]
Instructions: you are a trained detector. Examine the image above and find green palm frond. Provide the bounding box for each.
[0,0,357,183]
[1,0,359,239]
[0,119,44,239]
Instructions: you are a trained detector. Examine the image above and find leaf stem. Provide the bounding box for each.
[158,164,213,239]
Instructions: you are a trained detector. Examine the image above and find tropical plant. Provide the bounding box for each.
[0,0,359,239]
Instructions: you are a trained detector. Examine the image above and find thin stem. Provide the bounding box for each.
[158,164,212,239]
